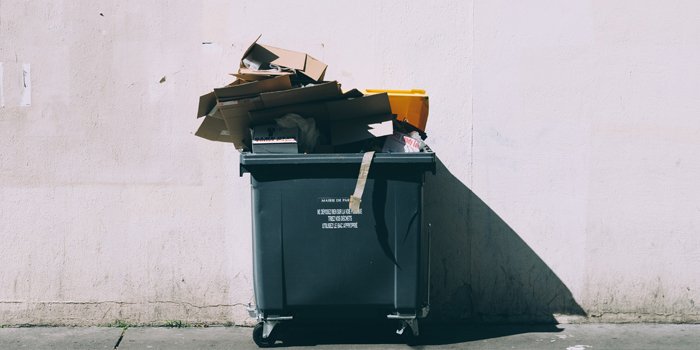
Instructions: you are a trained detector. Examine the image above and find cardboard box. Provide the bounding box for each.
[238,35,328,82]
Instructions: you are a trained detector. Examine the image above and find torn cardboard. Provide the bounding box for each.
[326,93,392,121]
[259,81,341,108]
[214,75,293,102]
[233,71,293,82]
[330,114,394,145]
[195,75,291,149]
[194,38,430,153]
[248,93,395,146]
[196,92,218,119]
[248,93,391,124]
[196,75,293,120]
[199,79,342,150]
[195,116,233,143]
[239,35,328,82]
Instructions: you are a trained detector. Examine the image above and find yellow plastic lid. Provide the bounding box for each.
[363,89,427,97]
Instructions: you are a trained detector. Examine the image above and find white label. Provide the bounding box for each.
[317,197,362,229]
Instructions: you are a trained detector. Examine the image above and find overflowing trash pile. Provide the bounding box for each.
[195,36,430,154]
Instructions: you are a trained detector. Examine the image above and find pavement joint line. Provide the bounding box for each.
[113,327,127,349]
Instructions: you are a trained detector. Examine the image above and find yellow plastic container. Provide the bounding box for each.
[363,89,429,132]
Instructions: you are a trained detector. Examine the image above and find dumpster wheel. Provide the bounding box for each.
[390,314,421,345]
[252,322,276,348]
[399,320,420,346]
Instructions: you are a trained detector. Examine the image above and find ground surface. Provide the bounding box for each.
[0,323,698,349]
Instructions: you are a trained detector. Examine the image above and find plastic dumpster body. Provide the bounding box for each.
[240,152,435,347]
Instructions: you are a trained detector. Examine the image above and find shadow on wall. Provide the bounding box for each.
[424,157,586,323]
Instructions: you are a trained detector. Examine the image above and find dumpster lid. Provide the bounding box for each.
[240,152,435,167]
[240,152,436,176]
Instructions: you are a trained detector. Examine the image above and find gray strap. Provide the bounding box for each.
[349,151,375,214]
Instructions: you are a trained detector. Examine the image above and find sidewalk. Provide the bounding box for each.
[1,323,698,349]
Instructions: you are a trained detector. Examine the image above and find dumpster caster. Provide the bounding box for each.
[392,316,420,345]
[396,319,419,335]
[252,322,276,348]
[398,319,420,345]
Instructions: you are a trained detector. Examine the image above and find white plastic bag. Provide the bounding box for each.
[275,114,319,153]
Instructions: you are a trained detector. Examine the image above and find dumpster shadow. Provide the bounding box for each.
[274,157,583,347]
[422,157,586,330]
[276,321,564,346]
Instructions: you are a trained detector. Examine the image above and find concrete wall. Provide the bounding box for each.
[1,0,699,325]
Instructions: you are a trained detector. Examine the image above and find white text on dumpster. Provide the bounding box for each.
[317,197,362,229]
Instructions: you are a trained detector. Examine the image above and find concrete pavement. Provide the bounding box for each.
[0,323,699,349]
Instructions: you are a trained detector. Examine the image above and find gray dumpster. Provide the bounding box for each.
[240,152,435,347]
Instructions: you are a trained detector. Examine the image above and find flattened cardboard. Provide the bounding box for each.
[195,116,233,143]
[196,92,217,118]
[196,75,291,122]
[326,93,391,120]
[214,75,291,101]
[252,44,306,71]
[207,104,223,119]
[330,114,394,145]
[241,34,264,58]
[302,55,327,82]
[234,71,293,82]
[219,96,264,150]
[259,81,341,108]
[248,101,329,126]
[196,81,242,119]
[199,76,291,149]
[248,93,392,126]
[342,88,364,99]
[214,81,341,149]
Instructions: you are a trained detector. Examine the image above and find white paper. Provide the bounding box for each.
[0,62,4,108]
[330,117,393,145]
[21,63,31,107]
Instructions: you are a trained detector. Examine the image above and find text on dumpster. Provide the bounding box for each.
[317,197,362,229]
